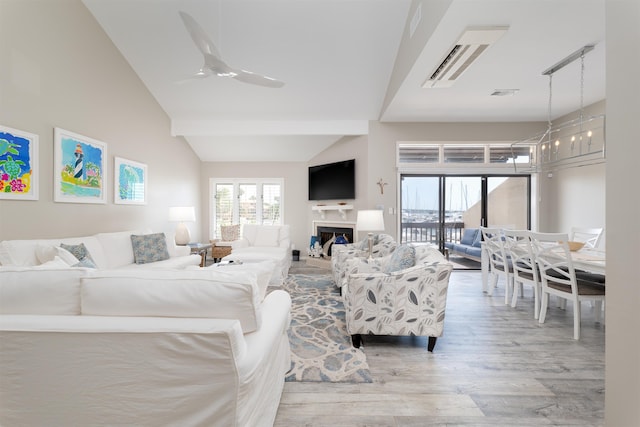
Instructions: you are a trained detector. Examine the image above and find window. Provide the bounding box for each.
[397,143,533,167]
[210,178,284,239]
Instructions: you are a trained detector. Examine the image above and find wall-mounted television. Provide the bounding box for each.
[308,159,355,201]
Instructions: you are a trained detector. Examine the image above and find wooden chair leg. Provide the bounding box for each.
[427,336,437,352]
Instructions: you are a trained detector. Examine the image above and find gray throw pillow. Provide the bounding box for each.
[384,244,416,273]
[131,233,170,264]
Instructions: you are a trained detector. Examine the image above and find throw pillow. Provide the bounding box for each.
[384,244,416,273]
[130,233,170,264]
[36,245,79,266]
[60,243,95,264]
[74,256,97,268]
[220,224,240,241]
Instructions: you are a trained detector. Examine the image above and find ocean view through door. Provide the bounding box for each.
[400,175,530,269]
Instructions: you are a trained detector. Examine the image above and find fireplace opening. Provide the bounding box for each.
[317,226,354,257]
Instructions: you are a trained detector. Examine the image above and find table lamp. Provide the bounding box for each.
[169,206,195,245]
[356,209,385,260]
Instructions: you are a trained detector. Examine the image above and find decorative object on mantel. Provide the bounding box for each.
[511,45,605,173]
[376,178,388,194]
[356,209,385,260]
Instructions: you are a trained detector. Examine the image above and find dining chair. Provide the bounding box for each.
[480,227,513,305]
[502,229,541,319]
[570,227,604,249]
[529,231,605,340]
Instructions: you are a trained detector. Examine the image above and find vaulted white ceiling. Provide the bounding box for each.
[83,0,606,162]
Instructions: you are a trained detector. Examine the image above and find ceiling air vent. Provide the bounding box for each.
[423,26,508,89]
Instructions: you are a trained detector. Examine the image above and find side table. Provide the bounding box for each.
[186,242,213,267]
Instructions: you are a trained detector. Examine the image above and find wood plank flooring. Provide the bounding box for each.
[275,262,605,426]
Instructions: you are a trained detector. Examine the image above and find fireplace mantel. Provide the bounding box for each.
[311,204,353,220]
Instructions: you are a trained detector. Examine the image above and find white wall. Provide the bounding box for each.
[201,135,369,252]
[0,0,202,241]
[605,0,640,424]
[366,120,547,239]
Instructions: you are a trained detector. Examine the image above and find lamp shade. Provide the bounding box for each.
[168,206,196,222]
[356,210,384,232]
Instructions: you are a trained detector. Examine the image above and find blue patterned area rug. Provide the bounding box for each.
[277,274,372,383]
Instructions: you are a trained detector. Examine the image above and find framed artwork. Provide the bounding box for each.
[114,157,147,205]
[0,125,39,200]
[54,127,107,204]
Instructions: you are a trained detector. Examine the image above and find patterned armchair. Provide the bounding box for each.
[342,244,453,352]
[331,233,397,288]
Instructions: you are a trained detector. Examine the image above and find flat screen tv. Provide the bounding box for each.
[308,159,355,201]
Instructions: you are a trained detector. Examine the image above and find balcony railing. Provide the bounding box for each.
[401,221,466,244]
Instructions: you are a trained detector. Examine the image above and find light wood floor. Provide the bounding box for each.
[275,262,605,426]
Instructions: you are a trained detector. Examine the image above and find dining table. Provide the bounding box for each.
[480,243,606,293]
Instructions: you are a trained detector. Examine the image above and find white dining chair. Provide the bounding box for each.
[529,231,605,340]
[570,227,604,249]
[480,227,513,305]
[503,229,541,318]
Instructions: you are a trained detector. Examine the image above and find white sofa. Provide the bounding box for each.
[0,266,292,426]
[226,224,292,285]
[0,229,201,269]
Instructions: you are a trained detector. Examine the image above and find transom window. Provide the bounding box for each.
[398,143,532,166]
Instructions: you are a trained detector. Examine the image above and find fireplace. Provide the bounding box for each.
[313,222,355,258]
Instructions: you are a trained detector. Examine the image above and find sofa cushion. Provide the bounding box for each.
[384,244,416,273]
[130,233,170,264]
[81,269,262,333]
[0,267,88,315]
[460,228,478,246]
[95,230,147,269]
[35,244,79,266]
[254,227,280,247]
[472,228,483,247]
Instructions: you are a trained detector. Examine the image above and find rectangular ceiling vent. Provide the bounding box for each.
[423,26,508,89]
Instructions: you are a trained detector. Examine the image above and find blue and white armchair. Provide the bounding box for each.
[331,233,397,289]
[341,244,453,352]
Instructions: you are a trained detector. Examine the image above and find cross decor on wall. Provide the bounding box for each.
[377,178,388,194]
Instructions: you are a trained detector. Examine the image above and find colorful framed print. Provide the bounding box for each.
[114,157,147,205]
[0,125,39,200]
[54,127,107,204]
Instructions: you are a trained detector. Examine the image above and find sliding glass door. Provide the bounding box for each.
[400,174,530,268]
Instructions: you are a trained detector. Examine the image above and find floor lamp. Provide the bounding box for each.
[169,206,195,245]
[356,210,385,260]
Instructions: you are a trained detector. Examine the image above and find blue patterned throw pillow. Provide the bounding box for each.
[60,243,94,263]
[131,233,170,264]
[384,244,416,273]
[60,243,97,269]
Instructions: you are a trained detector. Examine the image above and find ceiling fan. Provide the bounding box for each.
[179,11,285,88]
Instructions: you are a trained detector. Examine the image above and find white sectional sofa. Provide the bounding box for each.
[0,266,292,426]
[226,224,292,285]
[0,229,201,269]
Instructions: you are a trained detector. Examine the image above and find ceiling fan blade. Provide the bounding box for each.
[179,11,222,60]
[179,10,285,88]
[174,68,213,85]
[233,69,285,88]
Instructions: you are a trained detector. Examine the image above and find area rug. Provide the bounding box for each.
[276,274,372,383]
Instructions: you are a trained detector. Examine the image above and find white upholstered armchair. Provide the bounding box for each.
[342,244,453,352]
[331,233,397,288]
